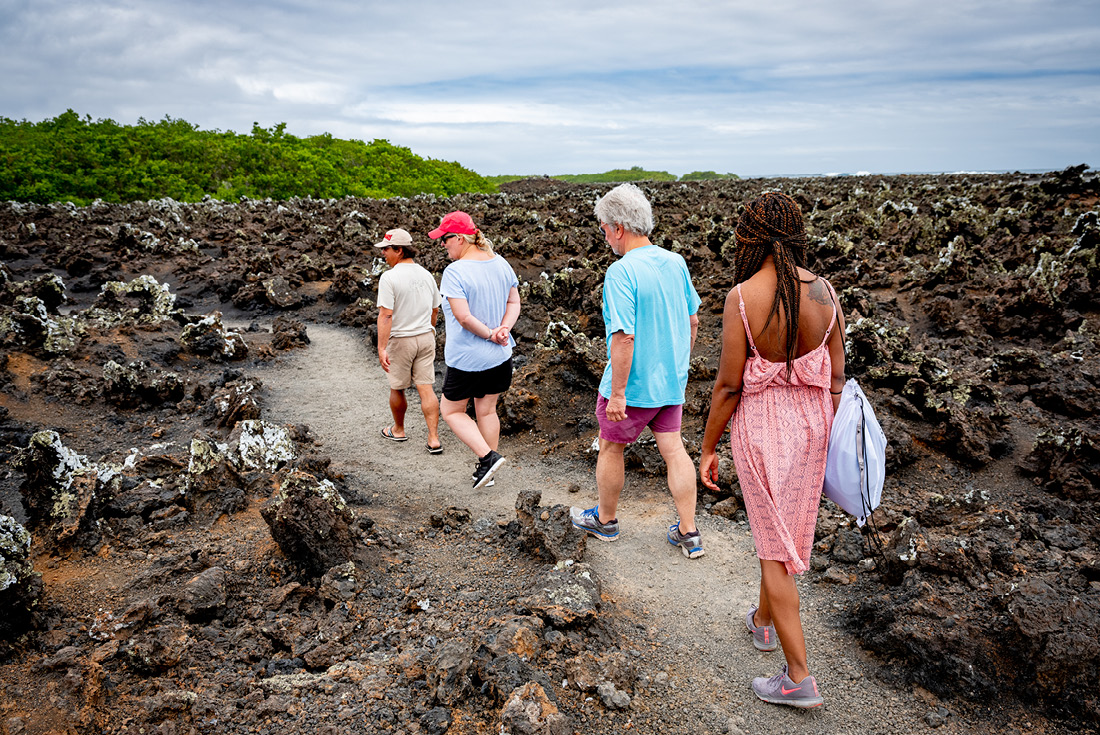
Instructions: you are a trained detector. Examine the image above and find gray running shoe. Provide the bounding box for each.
[745,605,778,652]
[667,522,705,559]
[570,505,619,541]
[751,665,823,709]
[473,450,506,489]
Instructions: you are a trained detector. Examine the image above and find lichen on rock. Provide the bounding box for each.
[180,311,248,360]
[87,275,180,327]
[230,420,296,473]
[0,515,42,645]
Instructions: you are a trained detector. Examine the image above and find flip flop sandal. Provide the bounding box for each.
[380,427,408,442]
[426,443,444,455]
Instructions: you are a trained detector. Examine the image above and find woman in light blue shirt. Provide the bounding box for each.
[429,210,520,489]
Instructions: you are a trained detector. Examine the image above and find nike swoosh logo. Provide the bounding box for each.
[781,686,801,695]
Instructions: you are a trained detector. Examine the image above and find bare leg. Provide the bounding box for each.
[415,383,440,447]
[388,389,408,437]
[595,439,626,524]
[653,431,697,534]
[472,393,501,452]
[759,559,811,683]
[440,396,491,458]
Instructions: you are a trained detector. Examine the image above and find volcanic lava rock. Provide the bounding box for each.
[260,469,363,577]
[271,315,310,350]
[204,376,263,429]
[102,359,185,408]
[229,419,296,472]
[515,488,587,562]
[521,560,601,628]
[87,275,180,327]
[1018,427,1100,502]
[11,430,95,540]
[178,566,227,620]
[427,637,475,705]
[0,515,41,644]
[263,275,304,309]
[32,359,101,405]
[180,311,248,360]
[0,295,82,355]
[499,681,572,735]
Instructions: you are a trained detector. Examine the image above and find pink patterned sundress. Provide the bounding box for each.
[730,282,836,575]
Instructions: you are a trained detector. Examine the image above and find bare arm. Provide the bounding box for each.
[490,286,522,345]
[699,290,748,490]
[377,306,394,371]
[826,287,847,413]
[689,313,699,351]
[430,307,439,328]
[606,330,635,422]
[447,297,495,340]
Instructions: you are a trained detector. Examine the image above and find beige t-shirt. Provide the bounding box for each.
[377,262,442,338]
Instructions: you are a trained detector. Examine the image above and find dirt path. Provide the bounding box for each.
[254,323,986,735]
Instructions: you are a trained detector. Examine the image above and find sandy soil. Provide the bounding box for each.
[250,321,1050,735]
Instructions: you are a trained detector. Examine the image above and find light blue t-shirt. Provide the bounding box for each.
[440,255,519,371]
[599,245,701,407]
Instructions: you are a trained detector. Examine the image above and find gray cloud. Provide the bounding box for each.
[2,0,1097,175]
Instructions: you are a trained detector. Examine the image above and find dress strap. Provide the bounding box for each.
[735,285,758,354]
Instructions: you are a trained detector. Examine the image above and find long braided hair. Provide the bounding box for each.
[733,192,810,374]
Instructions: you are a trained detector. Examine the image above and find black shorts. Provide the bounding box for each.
[442,358,513,401]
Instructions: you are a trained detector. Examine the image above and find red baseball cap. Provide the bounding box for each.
[429,211,478,239]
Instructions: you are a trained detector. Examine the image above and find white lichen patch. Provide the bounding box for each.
[28,430,92,492]
[234,420,296,472]
[273,473,347,511]
[0,515,33,591]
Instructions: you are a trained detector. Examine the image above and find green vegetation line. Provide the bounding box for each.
[0,111,496,205]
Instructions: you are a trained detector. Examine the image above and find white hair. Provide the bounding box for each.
[594,183,654,236]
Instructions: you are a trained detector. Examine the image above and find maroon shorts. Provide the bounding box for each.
[595,394,683,444]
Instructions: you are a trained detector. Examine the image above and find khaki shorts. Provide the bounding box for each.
[386,331,436,390]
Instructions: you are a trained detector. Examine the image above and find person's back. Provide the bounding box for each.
[700,191,845,710]
[738,265,837,365]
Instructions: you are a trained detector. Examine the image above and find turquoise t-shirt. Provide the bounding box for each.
[440,255,519,371]
[599,245,701,407]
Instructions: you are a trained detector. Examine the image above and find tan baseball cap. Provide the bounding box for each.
[375,228,413,248]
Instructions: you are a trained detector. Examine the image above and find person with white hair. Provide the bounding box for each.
[570,183,704,558]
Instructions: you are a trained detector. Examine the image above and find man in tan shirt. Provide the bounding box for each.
[375,228,444,453]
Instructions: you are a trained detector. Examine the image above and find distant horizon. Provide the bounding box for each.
[489,166,1076,181]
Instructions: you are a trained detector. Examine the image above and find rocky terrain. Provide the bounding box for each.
[0,166,1097,734]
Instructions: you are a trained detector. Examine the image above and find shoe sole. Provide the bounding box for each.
[473,456,506,488]
[571,519,619,541]
[667,531,705,559]
[754,692,823,708]
[676,544,705,559]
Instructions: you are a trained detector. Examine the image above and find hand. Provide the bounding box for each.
[490,326,511,345]
[606,395,627,422]
[699,450,720,491]
[379,348,390,372]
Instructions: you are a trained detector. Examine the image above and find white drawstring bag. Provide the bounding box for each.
[823,379,886,527]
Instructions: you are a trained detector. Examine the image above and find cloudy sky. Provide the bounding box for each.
[3,0,1098,177]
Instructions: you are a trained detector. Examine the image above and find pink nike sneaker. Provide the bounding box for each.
[745,606,778,652]
[751,664,823,708]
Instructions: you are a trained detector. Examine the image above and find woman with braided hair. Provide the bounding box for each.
[699,191,846,709]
